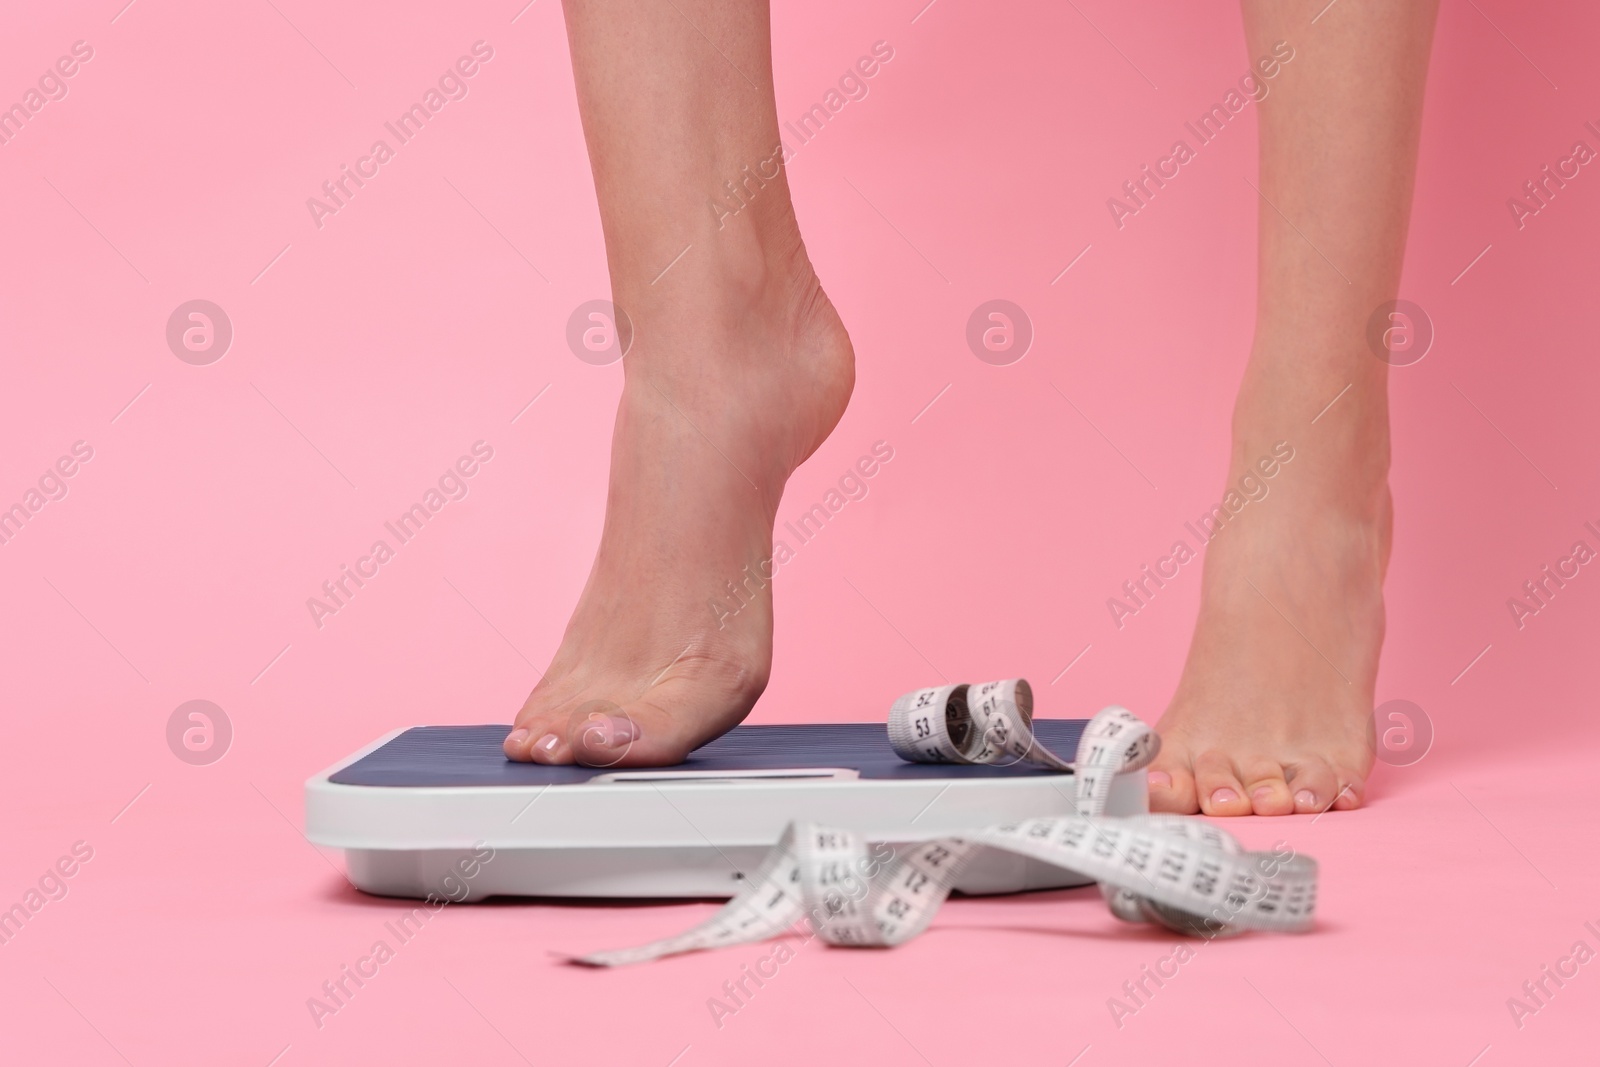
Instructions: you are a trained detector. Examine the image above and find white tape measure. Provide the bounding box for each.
[575,680,1318,966]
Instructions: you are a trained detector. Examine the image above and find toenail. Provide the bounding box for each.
[535,733,561,755]
[1251,785,1275,801]
[1147,770,1172,789]
[1294,790,1316,807]
[506,728,529,747]
[1211,787,1239,804]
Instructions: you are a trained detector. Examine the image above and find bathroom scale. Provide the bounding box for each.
[304,719,1148,900]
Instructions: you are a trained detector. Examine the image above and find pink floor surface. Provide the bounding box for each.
[5,0,1600,1064]
[11,741,1600,1065]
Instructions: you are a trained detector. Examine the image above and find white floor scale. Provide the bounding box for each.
[305,718,1148,900]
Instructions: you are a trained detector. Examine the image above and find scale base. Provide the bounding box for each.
[346,842,1101,900]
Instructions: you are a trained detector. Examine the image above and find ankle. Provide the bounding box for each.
[1230,341,1390,502]
[611,179,810,319]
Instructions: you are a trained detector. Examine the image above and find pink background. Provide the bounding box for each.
[4,0,1599,1063]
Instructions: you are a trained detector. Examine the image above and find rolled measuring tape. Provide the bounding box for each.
[574,680,1318,966]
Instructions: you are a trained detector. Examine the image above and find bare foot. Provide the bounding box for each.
[503,219,854,766]
[1149,420,1389,817]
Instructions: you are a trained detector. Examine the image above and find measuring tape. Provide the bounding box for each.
[574,680,1318,966]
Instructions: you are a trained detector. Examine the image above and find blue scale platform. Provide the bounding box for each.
[329,720,1089,787]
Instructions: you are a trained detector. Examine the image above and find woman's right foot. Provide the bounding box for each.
[503,211,854,767]
[1147,451,1387,816]
[1148,337,1393,816]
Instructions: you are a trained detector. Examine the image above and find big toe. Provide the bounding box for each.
[567,699,693,768]
[571,680,753,768]
[1193,751,1252,817]
[1147,750,1199,814]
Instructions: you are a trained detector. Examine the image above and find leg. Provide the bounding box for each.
[1149,0,1439,815]
[504,0,854,764]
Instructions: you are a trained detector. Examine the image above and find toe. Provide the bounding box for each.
[568,701,651,767]
[1193,751,1252,817]
[568,683,743,768]
[1332,774,1365,810]
[501,727,530,759]
[1283,757,1338,813]
[1239,758,1294,816]
[504,720,573,764]
[504,692,579,764]
[526,731,571,763]
[1147,752,1199,814]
